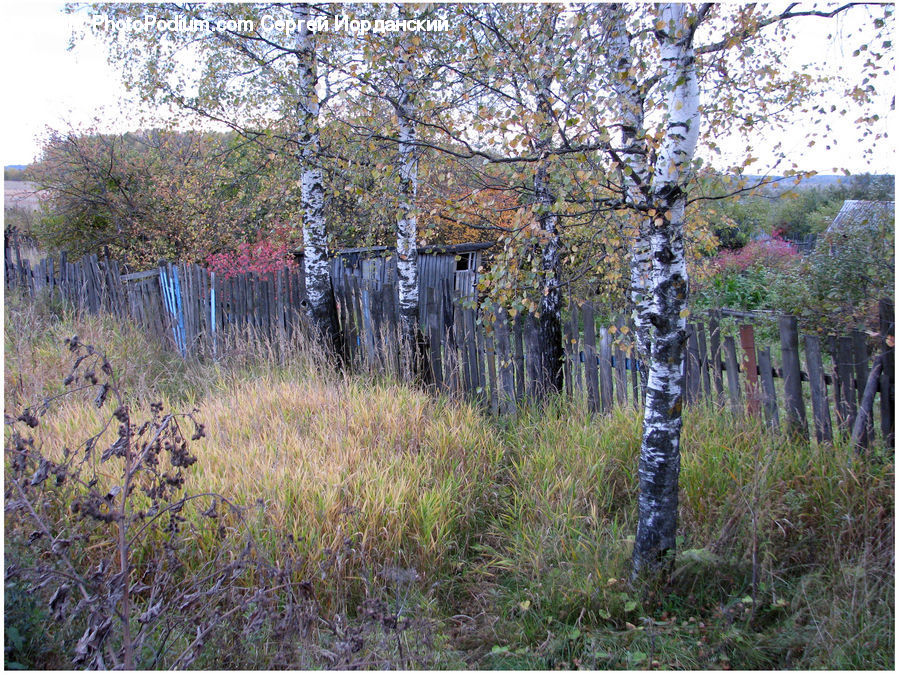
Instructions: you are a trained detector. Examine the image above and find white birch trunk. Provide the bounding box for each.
[631,3,703,577]
[294,4,338,350]
[606,4,652,389]
[526,24,564,398]
[531,159,564,396]
[395,41,420,356]
[526,47,564,397]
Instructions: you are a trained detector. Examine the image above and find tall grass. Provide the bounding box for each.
[4,292,893,669]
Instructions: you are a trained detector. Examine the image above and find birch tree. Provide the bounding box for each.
[595,1,893,577]
[394,32,421,358]
[292,3,340,349]
[626,3,707,576]
[87,3,341,349]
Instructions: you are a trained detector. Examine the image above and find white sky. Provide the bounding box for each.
[0,0,895,174]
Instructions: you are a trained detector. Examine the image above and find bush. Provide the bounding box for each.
[693,235,801,311]
[769,215,894,333]
[205,235,298,279]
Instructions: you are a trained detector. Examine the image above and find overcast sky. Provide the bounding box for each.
[1,1,895,175]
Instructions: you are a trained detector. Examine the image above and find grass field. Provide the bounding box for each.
[4,292,894,669]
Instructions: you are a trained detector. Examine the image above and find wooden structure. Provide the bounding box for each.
[5,247,894,450]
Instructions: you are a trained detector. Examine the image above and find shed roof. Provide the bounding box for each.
[825,200,894,235]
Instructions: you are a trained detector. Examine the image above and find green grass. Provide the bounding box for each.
[4,293,894,669]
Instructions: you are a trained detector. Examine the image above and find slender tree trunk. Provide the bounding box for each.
[630,3,705,578]
[294,4,339,353]
[395,40,420,366]
[607,4,652,391]
[531,160,565,397]
[526,50,564,399]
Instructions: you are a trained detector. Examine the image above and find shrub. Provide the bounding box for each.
[205,239,298,279]
[205,224,298,279]
[773,214,895,333]
[693,234,800,311]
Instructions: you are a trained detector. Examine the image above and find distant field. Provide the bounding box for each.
[4,180,40,212]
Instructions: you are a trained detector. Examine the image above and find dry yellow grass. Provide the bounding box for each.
[24,364,504,577]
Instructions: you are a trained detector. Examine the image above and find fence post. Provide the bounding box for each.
[709,310,724,403]
[757,346,779,429]
[739,324,761,417]
[599,325,614,414]
[723,336,743,415]
[685,324,701,405]
[851,330,872,447]
[804,334,833,444]
[614,315,627,405]
[495,307,516,415]
[879,298,894,448]
[779,315,808,439]
[835,336,856,433]
[697,322,710,400]
[583,303,600,413]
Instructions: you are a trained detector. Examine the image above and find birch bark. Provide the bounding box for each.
[294,4,339,352]
[629,3,705,576]
[526,43,564,398]
[605,4,652,391]
[394,39,421,360]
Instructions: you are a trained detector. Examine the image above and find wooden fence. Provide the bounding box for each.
[4,249,894,448]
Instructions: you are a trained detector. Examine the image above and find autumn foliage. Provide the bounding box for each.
[205,238,298,279]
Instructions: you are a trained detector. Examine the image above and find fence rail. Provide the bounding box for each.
[4,248,894,449]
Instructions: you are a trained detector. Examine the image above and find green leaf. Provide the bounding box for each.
[628,650,648,664]
[6,626,23,652]
[624,599,638,612]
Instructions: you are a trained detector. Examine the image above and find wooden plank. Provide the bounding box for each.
[852,355,885,452]
[879,298,894,447]
[598,325,614,414]
[583,303,600,413]
[779,315,809,439]
[757,346,780,429]
[523,311,541,400]
[804,334,833,444]
[513,314,526,403]
[723,336,743,415]
[697,321,710,400]
[835,336,856,432]
[739,324,760,417]
[563,309,574,398]
[628,316,639,408]
[454,299,471,394]
[614,315,627,406]
[466,305,483,402]
[268,272,277,340]
[445,304,461,397]
[425,287,443,390]
[685,323,701,405]
[485,323,499,415]
[350,275,367,368]
[120,269,159,282]
[361,276,376,368]
[181,264,193,354]
[709,311,724,403]
[851,330,872,447]
[495,307,516,414]
[827,336,842,419]
[571,307,582,396]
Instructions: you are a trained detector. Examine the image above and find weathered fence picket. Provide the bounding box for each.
[5,248,894,446]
